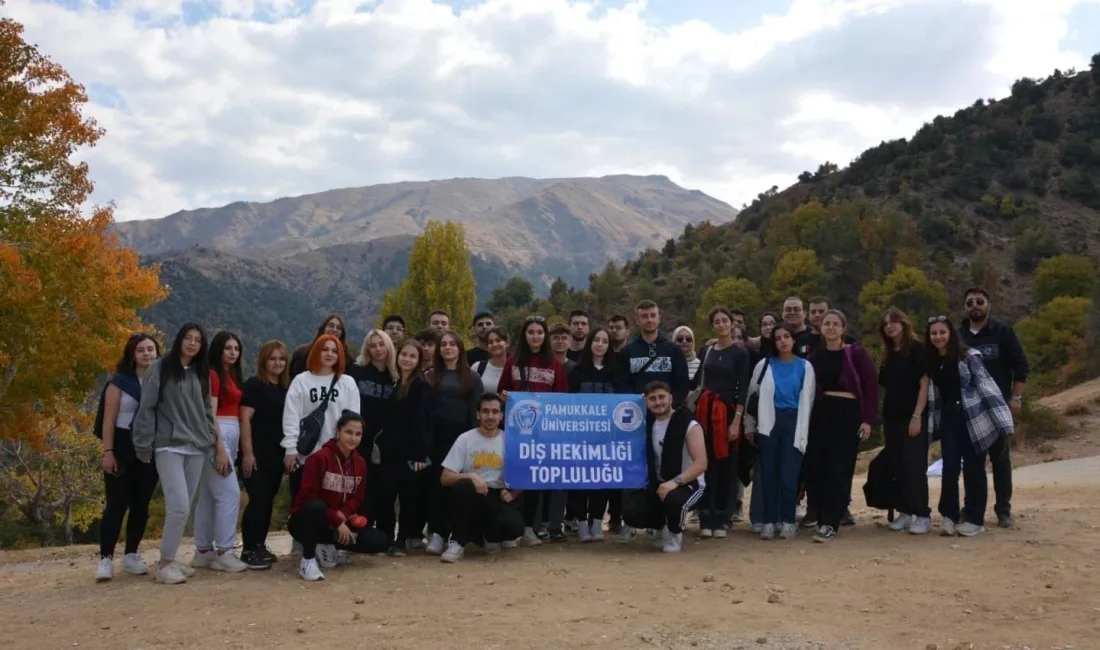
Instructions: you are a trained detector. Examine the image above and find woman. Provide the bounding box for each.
[191,331,248,573]
[382,340,433,555]
[499,316,569,546]
[289,314,355,377]
[567,327,620,543]
[133,324,228,585]
[746,325,816,540]
[471,326,509,393]
[288,411,389,581]
[239,340,290,570]
[728,322,754,526]
[348,330,398,538]
[878,308,932,535]
[805,310,878,543]
[689,307,750,539]
[925,315,1013,537]
[750,311,780,362]
[424,331,484,555]
[95,333,161,582]
[673,325,701,383]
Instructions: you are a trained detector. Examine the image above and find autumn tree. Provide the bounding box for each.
[857,265,948,344]
[379,220,476,333]
[0,11,165,444]
[1033,255,1096,304]
[694,278,764,332]
[1016,297,1093,385]
[767,248,824,305]
[487,276,535,314]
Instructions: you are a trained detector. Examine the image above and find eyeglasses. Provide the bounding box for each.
[965,297,987,307]
[927,315,949,324]
[525,316,546,323]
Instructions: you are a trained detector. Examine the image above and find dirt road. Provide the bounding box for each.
[2,461,1099,650]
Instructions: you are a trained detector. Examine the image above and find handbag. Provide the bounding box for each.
[685,345,712,411]
[297,375,339,456]
[745,357,771,419]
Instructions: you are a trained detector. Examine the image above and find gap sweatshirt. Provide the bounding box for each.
[281,371,361,457]
[132,359,218,462]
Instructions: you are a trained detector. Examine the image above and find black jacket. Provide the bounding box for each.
[347,363,395,457]
[645,407,694,485]
[959,316,1029,400]
[614,332,689,404]
[568,361,620,394]
[381,376,432,464]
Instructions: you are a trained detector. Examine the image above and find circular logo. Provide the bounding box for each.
[508,399,542,434]
[613,401,644,432]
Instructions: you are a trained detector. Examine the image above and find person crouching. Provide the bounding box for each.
[288,411,388,581]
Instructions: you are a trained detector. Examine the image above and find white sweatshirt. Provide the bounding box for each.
[281,371,361,456]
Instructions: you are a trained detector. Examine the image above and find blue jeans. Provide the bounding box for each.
[759,409,804,525]
[938,402,988,526]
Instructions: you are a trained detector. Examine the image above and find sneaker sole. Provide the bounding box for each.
[155,574,186,585]
[440,556,461,563]
[95,575,113,583]
[122,567,149,576]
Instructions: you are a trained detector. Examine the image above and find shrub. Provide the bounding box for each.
[1015,402,1069,439]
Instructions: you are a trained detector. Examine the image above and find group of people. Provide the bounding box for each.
[93,286,1028,584]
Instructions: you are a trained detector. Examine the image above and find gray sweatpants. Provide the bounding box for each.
[155,451,206,563]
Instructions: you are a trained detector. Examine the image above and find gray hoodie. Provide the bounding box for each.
[132,359,218,461]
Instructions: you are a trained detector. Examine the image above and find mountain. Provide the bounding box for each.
[598,58,1100,328]
[125,174,737,354]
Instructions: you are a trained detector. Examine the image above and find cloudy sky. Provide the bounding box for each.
[4,0,1099,222]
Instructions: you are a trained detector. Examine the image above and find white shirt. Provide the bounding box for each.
[478,361,505,394]
[651,417,705,489]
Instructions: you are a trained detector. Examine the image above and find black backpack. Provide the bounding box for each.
[92,363,163,439]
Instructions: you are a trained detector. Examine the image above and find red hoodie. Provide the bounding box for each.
[291,439,366,529]
[498,355,568,393]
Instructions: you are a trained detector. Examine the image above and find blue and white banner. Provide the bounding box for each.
[504,392,647,490]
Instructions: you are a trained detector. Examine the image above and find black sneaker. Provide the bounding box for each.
[242,549,272,570]
[997,514,1017,529]
[812,525,837,543]
[259,546,278,563]
[535,528,551,541]
[548,527,567,543]
[841,510,856,526]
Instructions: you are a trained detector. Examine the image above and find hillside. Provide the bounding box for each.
[594,57,1100,329]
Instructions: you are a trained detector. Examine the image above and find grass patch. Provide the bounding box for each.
[1017,402,1069,439]
[1064,403,1091,417]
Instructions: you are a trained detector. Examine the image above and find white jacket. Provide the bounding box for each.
[746,357,816,453]
[281,371,360,456]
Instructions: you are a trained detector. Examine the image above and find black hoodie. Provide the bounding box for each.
[347,363,395,456]
[959,316,1029,400]
[614,331,689,405]
[568,360,621,394]
[381,375,433,464]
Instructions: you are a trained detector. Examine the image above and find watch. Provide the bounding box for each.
[1011,396,1024,405]
[672,476,683,486]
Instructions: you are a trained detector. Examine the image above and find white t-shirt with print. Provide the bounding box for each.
[442,428,506,489]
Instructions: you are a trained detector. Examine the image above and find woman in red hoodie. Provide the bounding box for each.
[288,411,388,581]
[498,315,568,546]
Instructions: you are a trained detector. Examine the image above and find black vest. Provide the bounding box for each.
[645,407,693,484]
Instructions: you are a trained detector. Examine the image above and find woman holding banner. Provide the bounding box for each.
[567,327,621,542]
[498,316,569,546]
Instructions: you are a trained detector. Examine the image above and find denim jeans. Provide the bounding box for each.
[759,409,804,525]
[938,402,989,526]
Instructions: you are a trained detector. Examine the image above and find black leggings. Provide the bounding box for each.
[288,499,389,560]
[567,490,612,523]
[99,456,159,558]
[805,396,862,529]
[451,481,524,546]
[428,420,468,540]
[241,461,284,550]
[373,461,428,545]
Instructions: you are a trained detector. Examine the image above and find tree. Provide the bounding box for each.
[767,249,824,305]
[857,265,948,341]
[1016,297,1092,384]
[589,260,626,315]
[1034,255,1096,304]
[486,276,535,314]
[1,13,165,444]
[379,220,476,333]
[694,278,764,331]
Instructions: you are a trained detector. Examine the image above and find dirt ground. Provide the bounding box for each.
[2,467,1098,650]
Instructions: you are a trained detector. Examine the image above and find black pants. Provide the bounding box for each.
[362,461,386,529]
[374,461,426,545]
[882,418,930,518]
[288,499,389,560]
[938,403,989,526]
[564,491,585,522]
[99,458,159,558]
[988,435,1012,518]
[805,396,862,530]
[241,460,285,550]
[566,490,612,523]
[289,465,304,501]
[450,481,524,546]
[428,421,468,541]
[623,482,704,535]
[607,490,625,529]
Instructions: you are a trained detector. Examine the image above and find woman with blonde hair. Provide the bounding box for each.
[239,340,291,569]
[349,329,399,538]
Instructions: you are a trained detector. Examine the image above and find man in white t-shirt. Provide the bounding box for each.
[439,393,524,563]
[623,381,707,553]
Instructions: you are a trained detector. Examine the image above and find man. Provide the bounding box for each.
[782,297,811,357]
[730,309,747,331]
[382,315,406,345]
[439,393,524,563]
[549,323,578,375]
[959,287,1029,529]
[622,382,707,553]
[414,329,440,372]
[566,310,590,362]
[428,310,451,334]
[615,301,690,405]
[607,314,631,353]
[467,311,495,365]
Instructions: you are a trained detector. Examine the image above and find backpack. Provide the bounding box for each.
[473,360,489,377]
[93,364,161,439]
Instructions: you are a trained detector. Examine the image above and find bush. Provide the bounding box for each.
[1015,402,1068,440]
[1034,255,1096,303]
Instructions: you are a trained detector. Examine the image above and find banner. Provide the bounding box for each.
[504,392,648,490]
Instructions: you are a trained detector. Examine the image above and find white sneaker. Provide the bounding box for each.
[577,520,592,543]
[662,531,683,553]
[759,523,777,540]
[652,526,670,549]
[616,525,636,544]
[779,523,798,539]
[699,528,713,539]
[750,523,763,534]
[171,561,196,578]
[121,553,149,575]
[213,552,248,573]
[956,522,984,537]
[95,556,114,582]
[888,513,912,532]
[501,539,519,549]
[484,541,502,554]
[908,516,932,535]
[713,528,728,539]
[316,544,338,568]
[426,533,446,555]
[940,519,957,536]
[299,557,325,582]
[589,520,604,542]
[334,550,351,566]
[191,549,216,569]
[522,527,543,547]
[441,540,465,563]
[155,562,186,584]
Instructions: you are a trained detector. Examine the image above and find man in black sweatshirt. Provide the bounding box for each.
[614,300,689,405]
[959,287,1029,529]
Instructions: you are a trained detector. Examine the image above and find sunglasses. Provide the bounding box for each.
[927,315,949,324]
[965,297,987,307]
[675,336,693,343]
[525,316,546,323]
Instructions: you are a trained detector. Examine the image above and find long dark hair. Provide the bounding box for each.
[578,327,616,371]
[395,339,425,400]
[115,333,161,374]
[162,323,211,395]
[515,317,552,381]
[923,315,968,370]
[209,330,244,392]
[430,331,474,394]
[879,307,920,363]
[759,311,781,357]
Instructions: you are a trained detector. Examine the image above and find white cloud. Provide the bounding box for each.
[1,0,1097,220]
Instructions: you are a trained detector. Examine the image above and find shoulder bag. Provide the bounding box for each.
[297,375,340,456]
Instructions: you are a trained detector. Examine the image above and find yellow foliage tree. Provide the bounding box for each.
[379,220,476,333]
[1033,255,1096,304]
[767,248,824,305]
[0,10,165,444]
[857,265,947,357]
[1016,296,1092,385]
[694,278,764,333]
